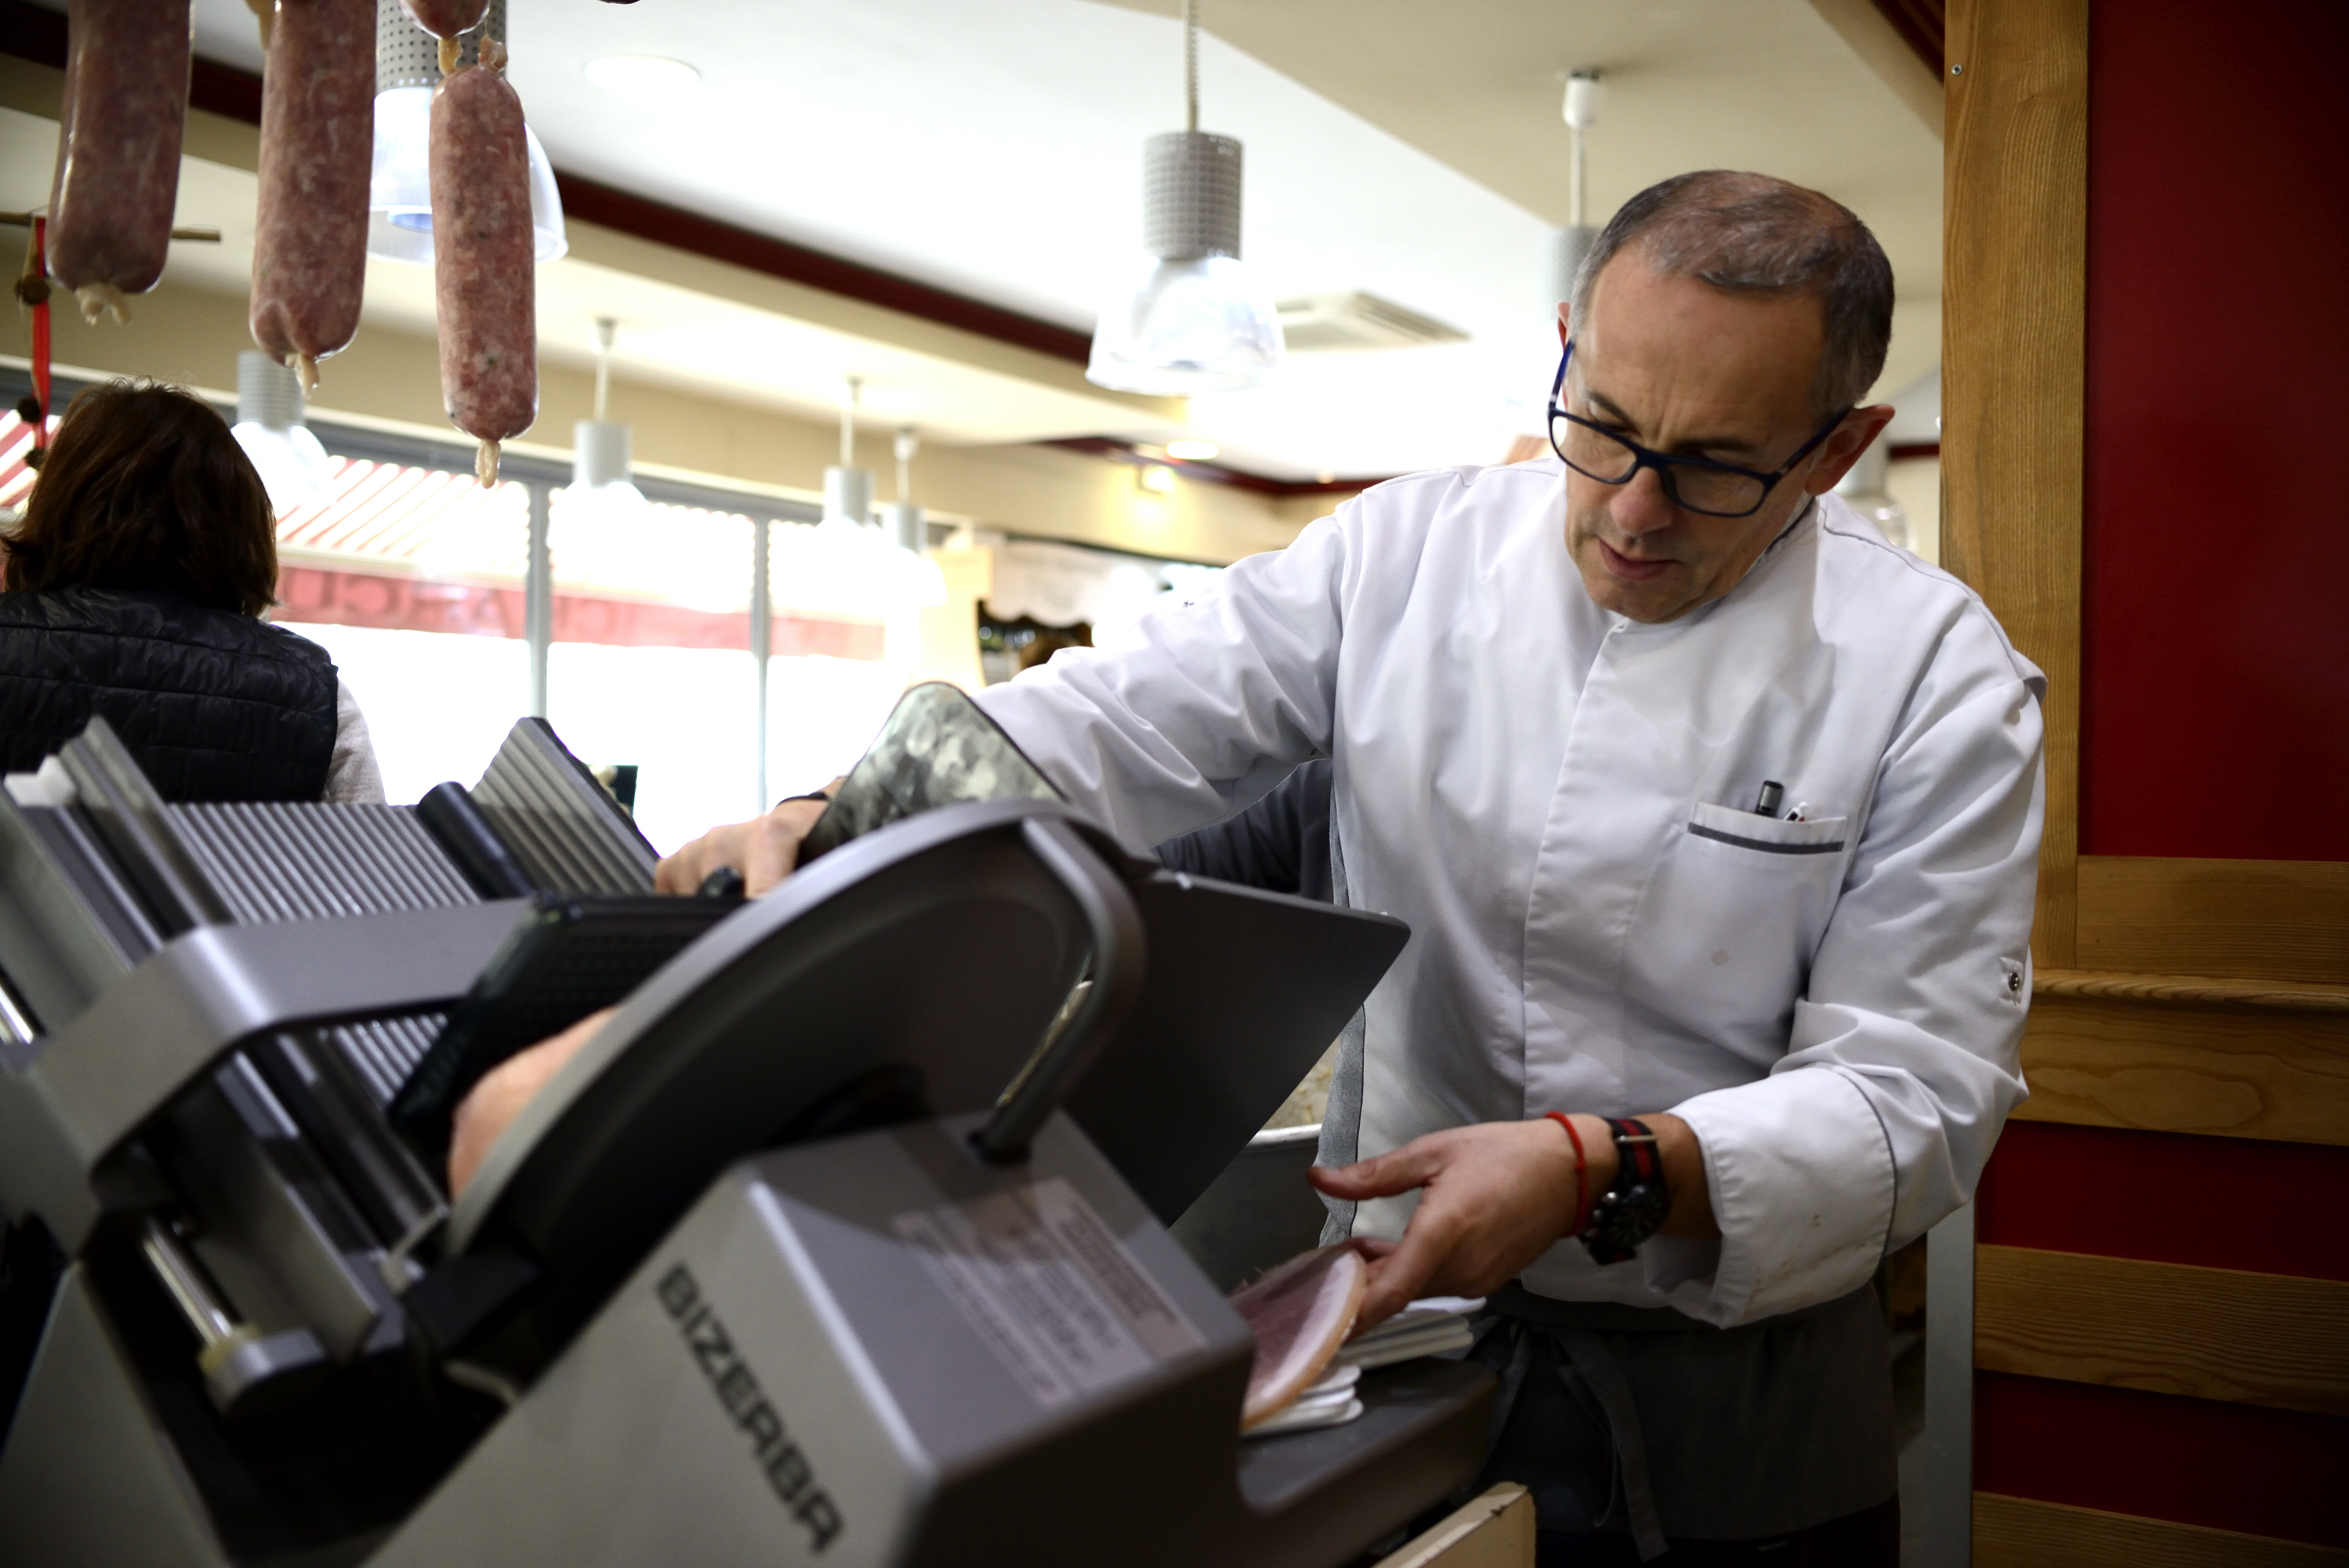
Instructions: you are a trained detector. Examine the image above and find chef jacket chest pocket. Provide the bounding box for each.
[1621,801,1851,1052]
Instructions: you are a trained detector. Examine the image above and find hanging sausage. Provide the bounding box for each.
[431,38,537,487]
[249,0,376,394]
[401,0,489,74]
[45,0,192,325]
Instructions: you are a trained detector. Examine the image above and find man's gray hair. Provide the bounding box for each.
[1568,170,1894,419]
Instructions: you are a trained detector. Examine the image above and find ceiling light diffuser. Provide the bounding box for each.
[583,55,702,103]
[368,3,566,265]
[1086,1,1282,397]
[231,352,335,513]
[568,317,652,532]
[1548,71,1604,308]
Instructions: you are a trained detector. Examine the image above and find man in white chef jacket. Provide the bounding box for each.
[467,171,2042,1561]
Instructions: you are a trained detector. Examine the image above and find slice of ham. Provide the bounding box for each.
[1230,1245,1366,1431]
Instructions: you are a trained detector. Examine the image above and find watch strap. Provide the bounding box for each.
[1608,1117,1662,1186]
[1579,1117,1669,1267]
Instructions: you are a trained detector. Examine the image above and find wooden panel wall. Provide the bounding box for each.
[2014,985,2349,1144]
[1975,1245,2349,1417]
[1940,0,2086,971]
[2075,859,2349,985]
[1944,0,2349,1562]
[1974,1495,2349,1568]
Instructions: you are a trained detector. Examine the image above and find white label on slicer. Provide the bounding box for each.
[896,1178,1204,1407]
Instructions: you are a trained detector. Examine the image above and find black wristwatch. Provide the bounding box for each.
[1580,1117,1669,1266]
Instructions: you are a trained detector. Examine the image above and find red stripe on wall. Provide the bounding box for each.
[2079,0,2349,859]
[1977,1121,2349,1283]
[1976,1373,2349,1547]
[274,566,884,661]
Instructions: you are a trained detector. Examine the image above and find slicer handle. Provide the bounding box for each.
[973,817,1147,1164]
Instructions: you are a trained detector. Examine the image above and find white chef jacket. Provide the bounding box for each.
[977,458,2043,1328]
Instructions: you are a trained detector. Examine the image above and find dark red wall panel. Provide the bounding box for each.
[2079,0,2349,859]
[1975,1120,2349,1281]
[1976,1374,2349,1546]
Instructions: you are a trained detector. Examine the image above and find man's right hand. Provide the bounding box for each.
[653,783,840,896]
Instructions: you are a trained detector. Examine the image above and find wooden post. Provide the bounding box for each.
[1940,0,2090,970]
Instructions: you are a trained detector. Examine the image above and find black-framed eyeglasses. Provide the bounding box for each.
[1546,342,1848,520]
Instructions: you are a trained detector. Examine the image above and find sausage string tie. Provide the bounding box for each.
[75,281,130,328]
[15,215,51,470]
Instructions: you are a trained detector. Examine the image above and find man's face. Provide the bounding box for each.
[1560,257,1885,623]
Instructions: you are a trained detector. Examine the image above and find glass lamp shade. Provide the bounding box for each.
[778,517,946,617]
[559,476,653,531]
[1086,253,1284,396]
[897,545,948,608]
[231,421,335,514]
[368,86,567,265]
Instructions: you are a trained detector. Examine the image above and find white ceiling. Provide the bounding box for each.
[143,1,1936,480]
[0,105,1181,449]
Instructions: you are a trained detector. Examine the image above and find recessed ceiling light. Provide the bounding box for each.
[1165,439,1218,462]
[584,56,702,103]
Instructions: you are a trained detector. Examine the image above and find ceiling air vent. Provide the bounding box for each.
[1274,292,1468,353]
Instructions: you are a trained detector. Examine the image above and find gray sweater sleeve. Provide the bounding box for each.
[1151,759,1333,901]
[323,680,389,804]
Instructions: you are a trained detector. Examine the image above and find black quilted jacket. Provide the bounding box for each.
[0,586,339,802]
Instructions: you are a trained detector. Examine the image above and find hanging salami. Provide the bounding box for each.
[401,0,489,74]
[45,0,192,325]
[430,39,538,487]
[249,0,376,393]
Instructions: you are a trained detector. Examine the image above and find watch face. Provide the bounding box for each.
[1619,1179,1669,1237]
[1582,1179,1671,1266]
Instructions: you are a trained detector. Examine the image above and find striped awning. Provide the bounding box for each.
[0,412,48,516]
[277,454,533,579]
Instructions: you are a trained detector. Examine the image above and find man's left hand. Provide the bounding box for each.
[1310,1112,1715,1327]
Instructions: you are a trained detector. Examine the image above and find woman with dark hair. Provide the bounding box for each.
[0,379,382,801]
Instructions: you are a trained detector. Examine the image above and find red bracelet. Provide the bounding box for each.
[1545,1112,1590,1236]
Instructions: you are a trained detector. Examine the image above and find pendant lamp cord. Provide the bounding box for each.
[1570,124,1586,230]
[1183,0,1199,133]
[593,316,615,421]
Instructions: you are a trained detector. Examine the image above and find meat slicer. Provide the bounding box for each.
[0,692,1492,1566]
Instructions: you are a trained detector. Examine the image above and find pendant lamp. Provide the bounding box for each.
[566,316,651,529]
[230,351,335,512]
[1086,0,1281,396]
[368,0,565,265]
[822,377,873,531]
[883,422,925,556]
[803,384,944,612]
[1546,71,1604,310]
[888,426,947,607]
[886,425,924,555]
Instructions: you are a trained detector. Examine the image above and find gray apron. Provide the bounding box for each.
[1465,1282,1897,1559]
